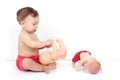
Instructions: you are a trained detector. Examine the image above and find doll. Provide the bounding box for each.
[72,50,101,74]
[39,38,67,65]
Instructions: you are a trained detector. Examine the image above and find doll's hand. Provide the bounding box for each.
[76,66,81,71]
[46,39,53,48]
[72,62,75,68]
[76,61,82,71]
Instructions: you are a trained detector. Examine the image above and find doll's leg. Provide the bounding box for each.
[56,38,67,58]
[51,43,59,61]
[22,58,50,74]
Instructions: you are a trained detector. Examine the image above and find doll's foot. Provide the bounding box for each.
[49,62,56,70]
[56,38,66,51]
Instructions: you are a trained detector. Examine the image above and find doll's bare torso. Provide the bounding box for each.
[80,52,96,66]
[18,30,39,57]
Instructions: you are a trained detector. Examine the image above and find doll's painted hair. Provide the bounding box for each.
[16,7,39,24]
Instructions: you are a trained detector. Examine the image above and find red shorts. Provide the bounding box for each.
[16,55,40,71]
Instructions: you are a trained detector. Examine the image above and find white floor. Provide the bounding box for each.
[0,59,120,80]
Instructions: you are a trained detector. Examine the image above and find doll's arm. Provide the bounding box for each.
[76,61,82,71]
[72,62,76,68]
[76,60,84,71]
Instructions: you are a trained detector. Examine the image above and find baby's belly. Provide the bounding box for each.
[18,50,39,57]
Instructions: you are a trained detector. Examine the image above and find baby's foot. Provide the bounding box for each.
[43,66,50,74]
[49,62,57,70]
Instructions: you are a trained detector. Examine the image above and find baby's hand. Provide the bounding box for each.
[46,39,53,48]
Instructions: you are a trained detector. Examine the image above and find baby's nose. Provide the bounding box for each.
[34,26,38,29]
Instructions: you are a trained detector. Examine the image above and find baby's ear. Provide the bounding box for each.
[21,21,25,25]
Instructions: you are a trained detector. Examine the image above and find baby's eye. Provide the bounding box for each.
[33,23,36,26]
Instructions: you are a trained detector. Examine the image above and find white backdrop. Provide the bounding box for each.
[0,0,120,60]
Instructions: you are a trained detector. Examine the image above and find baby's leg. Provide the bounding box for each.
[49,62,57,70]
[22,58,50,74]
[56,38,67,58]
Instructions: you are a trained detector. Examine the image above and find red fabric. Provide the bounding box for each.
[72,50,91,63]
[16,55,40,71]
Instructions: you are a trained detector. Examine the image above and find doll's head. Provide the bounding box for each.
[39,52,52,65]
[86,59,101,74]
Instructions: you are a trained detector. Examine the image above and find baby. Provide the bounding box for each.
[72,50,101,74]
[16,7,56,74]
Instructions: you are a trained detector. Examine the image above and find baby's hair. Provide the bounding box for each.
[16,7,39,24]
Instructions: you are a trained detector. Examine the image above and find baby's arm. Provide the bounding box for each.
[22,34,53,49]
[42,39,53,48]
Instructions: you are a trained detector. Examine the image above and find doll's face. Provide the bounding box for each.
[39,52,52,65]
[86,59,101,74]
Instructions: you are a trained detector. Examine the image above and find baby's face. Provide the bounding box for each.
[22,15,39,33]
